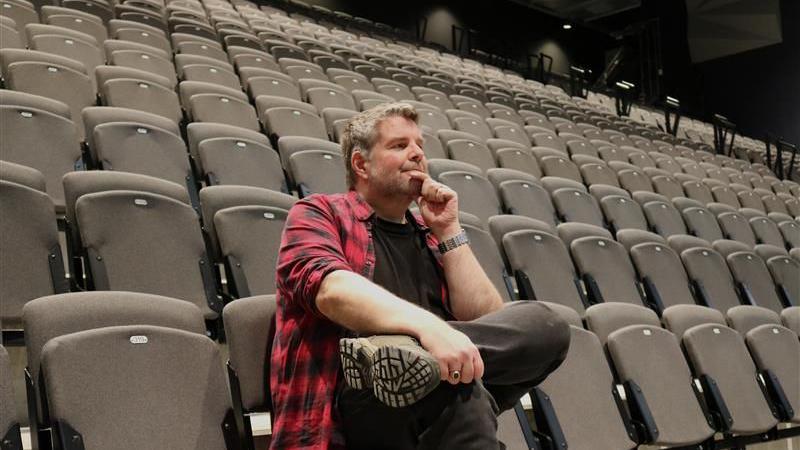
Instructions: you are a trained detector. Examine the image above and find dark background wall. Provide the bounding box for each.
[297,0,798,145]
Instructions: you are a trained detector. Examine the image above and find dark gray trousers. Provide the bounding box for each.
[336,301,571,450]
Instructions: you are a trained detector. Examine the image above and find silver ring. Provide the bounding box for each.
[450,370,460,381]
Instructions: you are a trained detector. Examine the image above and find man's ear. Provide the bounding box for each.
[351,149,369,181]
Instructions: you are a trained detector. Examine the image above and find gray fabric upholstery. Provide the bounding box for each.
[580,163,619,188]
[0,160,46,191]
[199,185,296,262]
[92,122,192,188]
[552,188,605,227]
[724,250,785,313]
[186,122,271,172]
[198,137,286,191]
[711,239,751,258]
[438,171,501,226]
[540,155,581,182]
[570,235,643,305]
[584,303,660,345]
[781,307,800,335]
[750,216,785,249]
[679,246,742,312]
[541,176,586,194]
[684,323,778,434]
[682,180,714,204]
[682,207,724,242]
[1,103,81,210]
[223,295,277,411]
[642,201,687,237]
[617,169,653,193]
[463,219,513,301]
[486,168,538,189]
[289,149,347,196]
[537,326,637,450]
[215,206,288,296]
[488,214,555,254]
[62,171,188,246]
[630,241,697,309]
[588,184,630,201]
[717,212,757,247]
[1,181,65,328]
[498,180,557,227]
[0,88,71,119]
[667,234,711,255]
[651,175,685,199]
[607,325,715,446]
[41,325,232,450]
[110,49,177,88]
[191,94,260,131]
[726,305,781,336]
[745,324,800,423]
[277,135,341,175]
[600,195,648,232]
[495,149,542,178]
[179,80,248,108]
[662,304,725,340]
[101,78,183,125]
[82,106,181,151]
[0,345,19,440]
[427,158,482,179]
[76,190,218,319]
[95,65,172,92]
[631,190,669,206]
[556,222,612,248]
[1,49,94,140]
[502,229,586,315]
[261,106,328,141]
[779,220,800,249]
[23,291,205,423]
[616,229,665,251]
[446,139,496,172]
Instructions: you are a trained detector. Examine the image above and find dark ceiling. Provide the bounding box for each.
[508,0,642,21]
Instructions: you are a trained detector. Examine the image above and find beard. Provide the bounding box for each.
[368,165,424,199]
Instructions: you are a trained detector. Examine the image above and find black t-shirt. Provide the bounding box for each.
[371,216,451,321]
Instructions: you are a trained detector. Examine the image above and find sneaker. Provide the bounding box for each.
[339,335,441,408]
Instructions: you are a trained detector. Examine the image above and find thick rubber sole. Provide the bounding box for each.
[340,338,440,408]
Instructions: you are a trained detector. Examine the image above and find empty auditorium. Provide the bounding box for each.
[1,0,798,448]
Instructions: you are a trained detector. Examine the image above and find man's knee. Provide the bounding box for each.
[510,301,571,373]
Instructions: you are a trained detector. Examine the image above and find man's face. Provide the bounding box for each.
[362,116,427,198]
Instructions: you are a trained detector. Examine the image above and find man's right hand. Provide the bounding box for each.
[418,322,484,385]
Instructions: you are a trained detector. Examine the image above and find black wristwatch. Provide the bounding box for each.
[437,229,469,254]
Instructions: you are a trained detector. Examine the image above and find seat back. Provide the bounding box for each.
[198,137,286,192]
[437,171,501,225]
[679,246,742,312]
[535,326,637,450]
[0,345,21,449]
[641,200,687,237]
[502,229,587,314]
[683,323,778,434]
[724,250,786,313]
[682,207,724,242]
[0,181,68,328]
[222,295,277,418]
[551,188,605,227]
[75,190,221,319]
[42,325,237,450]
[288,149,347,197]
[600,195,648,233]
[745,324,800,423]
[607,325,715,446]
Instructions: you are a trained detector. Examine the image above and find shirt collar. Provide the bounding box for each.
[345,190,430,232]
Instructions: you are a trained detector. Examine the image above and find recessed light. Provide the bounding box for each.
[563,23,572,30]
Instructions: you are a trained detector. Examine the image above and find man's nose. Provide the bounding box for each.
[409,142,424,161]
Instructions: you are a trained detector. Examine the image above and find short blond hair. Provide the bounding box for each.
[340,102,419,188]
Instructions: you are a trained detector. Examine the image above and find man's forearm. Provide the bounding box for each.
[441,243,504,321]
[316,269,448,338]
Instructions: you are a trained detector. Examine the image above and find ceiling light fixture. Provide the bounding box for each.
[563,23,572,30]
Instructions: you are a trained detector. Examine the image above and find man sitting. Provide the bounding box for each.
[270,102,570,450]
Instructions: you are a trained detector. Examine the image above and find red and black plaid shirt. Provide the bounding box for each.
[270,190,448,449]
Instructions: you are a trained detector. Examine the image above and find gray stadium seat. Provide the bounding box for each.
[0,159,46,192]
[0,181,68,329]
[198,137,287,192]
[0,345,22,450]
[41,325,241,449]
[75,190,222,319]
[288,149,347,197]
[200,186,295,296]
[222,295,277,449]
